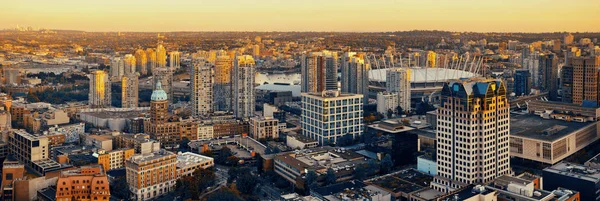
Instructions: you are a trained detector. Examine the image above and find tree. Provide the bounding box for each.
[179,137,191,152]
[215,147,234,165]
[353,164,366,181]
[207,189,243,201]
[387,109,394,119]
[193,168,216,195]
[325,168,336,185]
[110,177,131,200]
[367,159,379,175]
[228,167,249,184]
[255,153,264,173]
[395,106,404,116]
[305,169,318,189]
[380,154,393,174]
[236,173,258,194]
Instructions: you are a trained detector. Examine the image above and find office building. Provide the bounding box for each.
[55,165,110,201]
[152,67,174,103]
[386,68,411,111]
[97,148,134,171]
[539,53,558,100]
[431,79,510,193]
[233,55,256,119]
[169,51,181,69]
[376,92,398,116]
[156,44,167,68]
[563,56,600,106]
[249,116,279,140]
[543,162,600,201]
[126,149,177,201]
[121,74,139,108]
[301,90,363,145]
[191,58,214,117]
[214,55,233,112]
[341,52,370,105]
[513,69,531,96]
[135,49,148,75]
[88,70,111,108]
[301,50,338,93]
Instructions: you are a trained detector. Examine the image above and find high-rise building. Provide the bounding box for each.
[110,57,124,80]
[564,56,600,106]
[152,68,174,103]
[513,69,531,96]
[191,58,214,117]
[56,165,111,201]
[301,50,338,93]
[233,55,255,119]
[341,52,370,105]
[214,55,233,112]
[427,51,437,67]
[126,150,177,201]
[252,45,260,58]
[431,79,510,193]
[564,33,574,45]
[121,74,139,108]
[301,90,363,145]
[145,81,180,147]
[169,51,181,69]
[146,48,156,74]
[123,54,137,76]
[561,65,574,103]
[376,92,398,115]
[135,49,148,75]
[553,40,561,52]
[539,53,559,100]
[156,44,167,68]
[386,68,411,111]
[89,70,111,108]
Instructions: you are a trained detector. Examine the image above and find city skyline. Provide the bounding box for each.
[2,0,600,32]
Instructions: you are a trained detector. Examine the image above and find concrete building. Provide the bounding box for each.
[56,165,110,201]
[114,133,161,154]
[88,70,111,108]
[386,68,411,111]
[3,68,22,86]
[176,152,214,178]
[168,51,181,69]
[562,56,600,106]
[85,134,113,151]
[191,58,214,117]
[214,55,233,112]
[233,55,256,119]
[197,124,214,140]
[286,134,318,149]
[78,107,150,132]
[126,149,177,201]
[301,50,338,93]
[123,54,137,76]
[510,113,599,164]
[311,180,392,201]
[249,116,279,140]
[8,130,63,175]
[376,92,398,116]
[42,109,69,126]
[121,74,139,108]
[432,79,510,193]
[543,162,600,201]
[301,90,363,145]
[144,81,180,148]
[110,57,125,80]
[341,52,370,105]
[97,148,134,171]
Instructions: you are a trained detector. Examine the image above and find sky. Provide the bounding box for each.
[1,0,599,32]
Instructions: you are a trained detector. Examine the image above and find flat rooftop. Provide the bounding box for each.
[128,150,176,164]
[176,152,213,168]
[510,114,594,141]
[543,162,600,183]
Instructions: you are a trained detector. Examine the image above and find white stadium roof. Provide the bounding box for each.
[368,67,478,83]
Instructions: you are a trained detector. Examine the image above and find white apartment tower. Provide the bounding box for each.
[156,44,167,68]
[121,74,139,108]
[341,52,370,105]
[431,79,510,193]
[123,54,137,76]
[191,58,214,117]
[386,68,411,111]
[214,55,233,112]
[135,49,148,75]
[376,92,398,115]
[110,57,125,80]
[301,90,363,145]
[89,70,111,108]
[233,55,256,119]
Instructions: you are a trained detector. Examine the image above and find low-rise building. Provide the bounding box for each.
[97,148,134,171]
[197,124,214,140]
[126,149,177,201]
[55,165,110,201]
[176,152,214,178]
[543,162,600,201]
[114,133,161,154]
[286,133,318,149]
[311,180,392,201]
[85,134,114,151]
[250,116,279,140]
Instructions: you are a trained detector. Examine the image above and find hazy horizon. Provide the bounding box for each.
[2,0,600,33]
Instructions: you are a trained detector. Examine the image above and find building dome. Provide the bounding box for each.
[151,81,168,101]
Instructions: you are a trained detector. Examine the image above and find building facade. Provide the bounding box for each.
[301,90,364,145]
[214,55,233,112]
[233,55,256,119]
[55,165,110,201]
[432,79,511,193]
[341,52,370,105]
[376,92,399,116]
[126,150,177,201]
[121,74,139,108]
[249,116,279,140]
[89,70,111,108]
[152,67,174,103]
[191,58,214,117]
[564,56,600,106]
[538,53,558,101]
[513,69,531,96]
[301,50,338,93]
[386,68,411,111]
[97,148,135,171]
